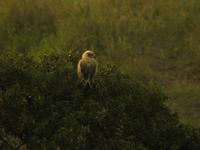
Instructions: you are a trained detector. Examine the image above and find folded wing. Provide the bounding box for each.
[78,59,97,80]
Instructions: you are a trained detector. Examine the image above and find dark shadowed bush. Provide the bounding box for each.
[0,52,199,150]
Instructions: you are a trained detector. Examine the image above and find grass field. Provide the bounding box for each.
[0,0,200,127]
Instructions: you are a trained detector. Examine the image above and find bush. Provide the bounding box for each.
[0,52,199,150]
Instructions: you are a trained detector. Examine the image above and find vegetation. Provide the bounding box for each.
[0,0,200,149]
[0,0,200,127]
[0,52,199,149]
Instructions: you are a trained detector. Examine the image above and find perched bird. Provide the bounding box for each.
[77,50,98,88]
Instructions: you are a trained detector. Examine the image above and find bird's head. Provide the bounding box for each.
[82,50,96,59]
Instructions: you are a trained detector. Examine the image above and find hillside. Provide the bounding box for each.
[0,0,200,128]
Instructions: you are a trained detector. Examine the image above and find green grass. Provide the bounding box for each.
[1,0,200,127]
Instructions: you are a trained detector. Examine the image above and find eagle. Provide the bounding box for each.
[77,50,98,87]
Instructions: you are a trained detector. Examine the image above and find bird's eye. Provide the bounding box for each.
[88,53,93,57]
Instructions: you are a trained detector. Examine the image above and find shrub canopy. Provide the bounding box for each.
[0,52,199,149]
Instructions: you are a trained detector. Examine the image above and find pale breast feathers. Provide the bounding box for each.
[78,59,97,80]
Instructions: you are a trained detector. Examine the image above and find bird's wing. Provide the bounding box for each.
[78,59,97,80]
[88,59,97,77]
[78,59,89,79]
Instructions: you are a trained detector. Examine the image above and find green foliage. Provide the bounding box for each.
[0,0,58,52]
[0,52,199,149]
[0,0,200,134]
[1,0,200,127]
